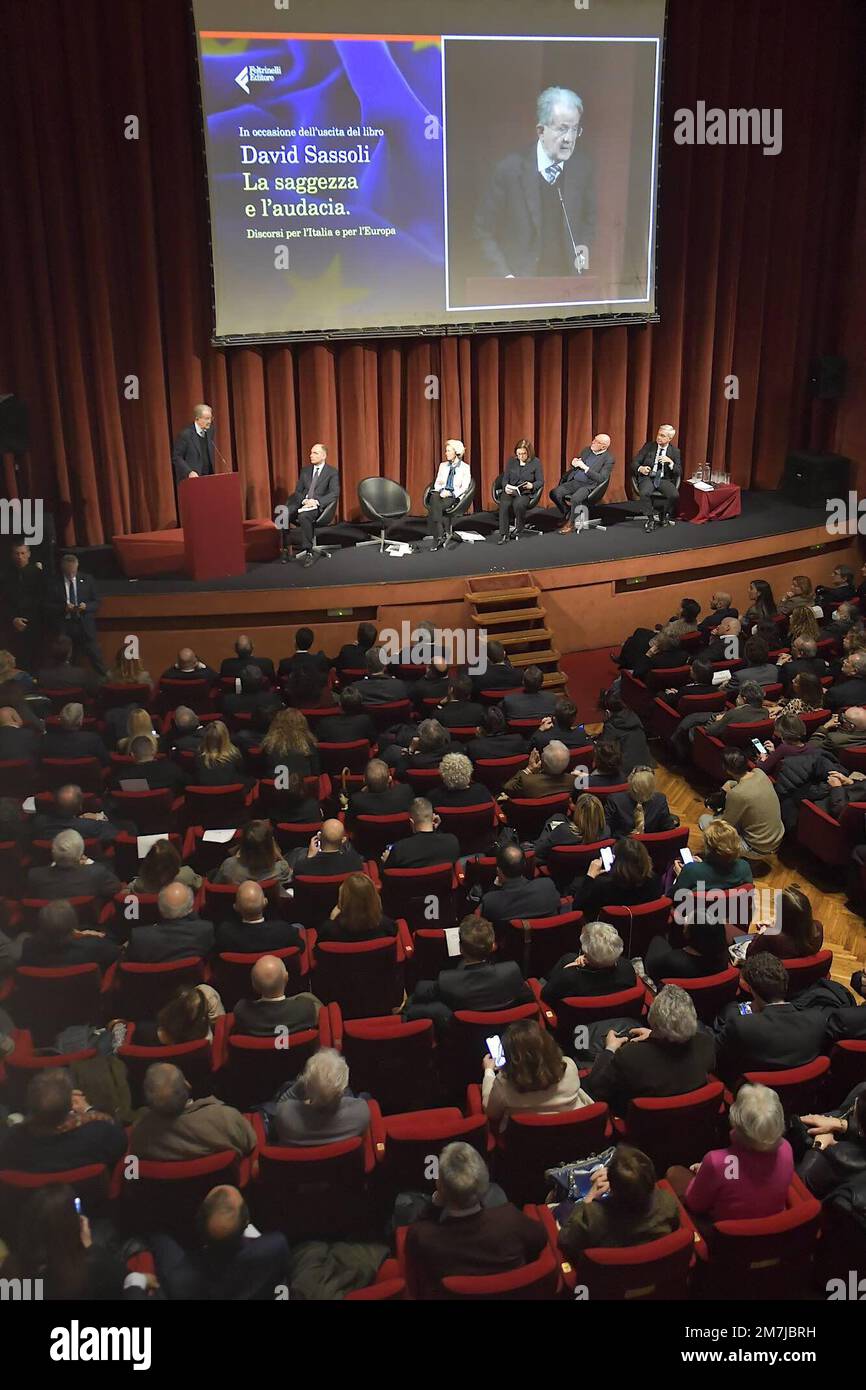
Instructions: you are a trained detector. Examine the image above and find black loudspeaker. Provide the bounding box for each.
[0,394,29,453]
[780,451,850,509]
[809,357,847,400]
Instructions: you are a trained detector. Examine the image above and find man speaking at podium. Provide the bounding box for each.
[474,86,595,280]
[172,403,215,481]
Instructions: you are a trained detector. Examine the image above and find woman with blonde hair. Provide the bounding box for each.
[425,438,471,549]
[481,1019,590,1130]
[317,871,397,942]
[673,818,752,893]
[260,706,319,777]
[117,706,158,754]
[778,575,815,616]
[607,766,677,836]
[535,792,610,866]
[787,605,821,644]
[106,646,151,687]
[192,719,246,786]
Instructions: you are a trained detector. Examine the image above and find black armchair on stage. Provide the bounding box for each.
[423,478,476,546]
[282,494,340,565]
[551,473,611,531]
[357,477,412,551]
[629,453,683,531]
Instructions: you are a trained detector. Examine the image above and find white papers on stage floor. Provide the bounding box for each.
[454,530,485,542]
[385,542,414,556]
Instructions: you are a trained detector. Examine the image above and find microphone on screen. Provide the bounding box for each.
[557,187,586,274]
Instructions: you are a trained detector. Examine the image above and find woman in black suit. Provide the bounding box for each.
[568,836,662,917]
[607,767,677,837]
[497,438,544,544]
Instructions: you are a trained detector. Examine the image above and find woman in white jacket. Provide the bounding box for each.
[425,438,472,548]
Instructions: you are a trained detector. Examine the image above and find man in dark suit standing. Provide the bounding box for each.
[1,539,45,671]
[172,404,215,482]
[474,86,595,283]
[45,553,106,675]
[631,425,683,533]
[288,443,340,567]
[551,434,614,533]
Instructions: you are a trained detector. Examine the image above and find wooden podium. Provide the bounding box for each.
[179,473,245,580]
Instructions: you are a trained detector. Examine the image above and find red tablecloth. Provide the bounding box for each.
[678,480,742,524]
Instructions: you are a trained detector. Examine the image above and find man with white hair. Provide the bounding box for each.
[503,740,573,798]
[172,403,215,481]
[404,1142,547,1299]
[268,1049,370,1146]
[41,701,109,764]
[125,880,214,962]
[287,442,340,567]
[25,827,123,902]
[474,86,595,281]
[584,983,716,1113]
[552,434,615,534]
[630,424,683,532]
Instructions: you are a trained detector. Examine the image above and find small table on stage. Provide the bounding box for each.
[678,480,742,525]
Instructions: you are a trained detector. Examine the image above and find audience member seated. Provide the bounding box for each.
[584,984,716,1113]
[233,956,322,1037]
[671,819,752,896]
[269,769,322,825]
[768,670,825,719]
[381,797,460,868]
[346,758,414,823]
[220,666,281,722]
[0,646,36,692]
[410,655,451,709]
[215,880,302,953]
[125,882,214,962]
[316,872,397,943]
[697,591,738,635]
[284,662,335,711]
[0,1069,127,1173]
[777,574,815,616]
[287,818,364,880]
[821,599,859,642]
[606,766,677,837]
[277,626,332,686]
[808,705,866,756]
[570,836,663,917]
[150,1184,288,1302]
[599,694,655,774]
[20,899,121,971]
[382,717,454,778]
[319,685,376,744]
[264,1049,370,1147]
[106,647,152,689]
[815,564,856,610]
[353,649,409,705]
[645,919,729,983]
[502,665,557,722]
[37,635,100,695]
[112,734,188,795]
[481,1020,589,1131]
[705,615,742,662]
[335,621,378,675]
[726,636,779,693]
[666,1083,792,1222]
[824,651,866,711]
[631,625,691,682]
[433,752,495,809]
[701,682,767,741]
[777,637,828,695]
[30,783,127,845]
[535,792,610,866]
[259,707,320,778]
[558,1144,679,1256]
[25,828,123,903]
[219,635,275,684]
[129,1063,256,1160]
[41,702,108,765]
[480,843,562,926]
[714,954,831,1081]
[661,658,717,710]
[503,741,574,799]
[214,820,291,889]
[160,705,205,757]
[700,750,784,862]
[741,579,778,631]
[587,738,626,788]
[130,982,224,1047]
[4,1184,152,1300]
[745,884,824,960]
[465,706,526,762]
[528,698,587,753]
[405,914,533,1031]
[0,704,40,764]
[192,720,247,787]
[405,1142,547,1297]
[0,795,26,848]
[542,920,636,1005]
[116,706,160,756]
[764,722,845,832]
[797,1085,866,1200]
[435,673,485,732]
[129,837,202,895]
[159,647,218,686]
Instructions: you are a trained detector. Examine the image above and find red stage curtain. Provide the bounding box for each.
[0,0,862,544]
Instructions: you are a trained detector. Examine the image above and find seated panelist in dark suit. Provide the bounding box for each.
[631,425,682,532]
[551,435,614,533]
[425,439,472,549]
[287,442,340,565]
[125,882,215,963]
[172,403,215,481]
[405,915,533,1033]
[45,553,106,675]
[497,438,544,544]
[474,86,595,283]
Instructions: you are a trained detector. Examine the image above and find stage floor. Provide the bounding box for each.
[100,492,828,596]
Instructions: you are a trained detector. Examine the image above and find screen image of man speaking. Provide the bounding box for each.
[474,85,596,281]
